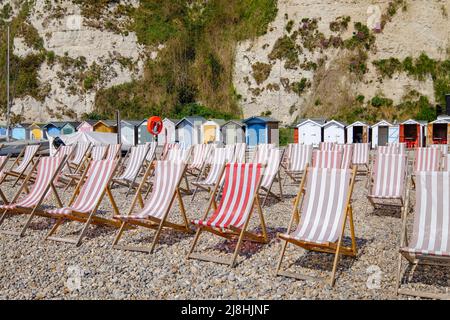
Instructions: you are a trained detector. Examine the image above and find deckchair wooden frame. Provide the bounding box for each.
[260,149,284,207]
[45,160,121,246]
[2,144,40,187]
[0,155,67,237]
[186,164,268,268]
[112,161,192,253]
[0,154,12,204]
[67,142,92,173]
[395,175,450,300]
[275,167,357,286]
[191,163,226,202]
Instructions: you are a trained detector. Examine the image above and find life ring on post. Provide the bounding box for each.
[147,116,163,136]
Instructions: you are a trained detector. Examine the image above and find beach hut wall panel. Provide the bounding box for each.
[176,117,205,147]
[93,120,118,133]
[371,120,392,148]
[346,121,369,144]
[202,119,225,143]
[323,120,346,144]
[388,125,399,145]
[296,119,324,146]
[120,120,141,146]
[12,125,29,140]
[158,118,178,145]
[77,121,95,133]
[29,124,44,140]
[44,123,62,137]
[427,119,449,145]
[61,122,79,135]
[399,119,427,148]
[0,127,6,136]
[137,120,154,144]
[221,120,246,145]
[243,117,279,147]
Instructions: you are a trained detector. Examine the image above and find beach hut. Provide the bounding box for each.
[242,116,279,147]
[371,120,392,148]
[202,119,226,144]
[399,119,427,148]
[11,123,29,140]
[427,117,450,146]
[176,117,206,147]
[43,122,64,137]
[346,121,369,144]
[158,118,178,145]
[61,122,80,135]
[93,120,118,133]
[137,120,155,145]
[28,123,45,140]
[295,118,325,146]
[77,120,96,133]
[120,120,141,146]
[221,120,246,145]
[322,120,346,144]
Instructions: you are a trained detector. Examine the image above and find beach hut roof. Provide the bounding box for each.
[222,120,245,128]
[94,120,118,127]
[27,123,46,129]
[347,121,368,128]
[296,118,326,127]
[121,120,142,127]
[430,118,450,124]
[205,119,226,126]
[371,119,393,128]
[401,119,427,125]
[163,118,180,124]
[323,119,346,128]
[176,116,206,127]
[63,121,81,128]
[242,116,279,124]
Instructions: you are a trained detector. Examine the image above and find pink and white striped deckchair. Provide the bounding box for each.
[284,144,312,183]
[444,154,450,171]
[312,150,342,169]
[352,143,370,171]
[396,171,450,299]
[160,143,180,160]
[3,144,40,186]
[144,141,158,162]
[320,142,335,151]
[276,167,357,286]
[167,147,191,162]
[391,142,406,154]
[0,156,67,237]
[334,144,353,169]
[112,160,190,253]
[233,143,246,163]
[45,159,120,246]
[188,144,212,176]
[191,148,227,200]
[0,154,12,203]
[413,147,441,172]
[430,144,448,170]
[187,163,267,267]
[378,145,399,154]
[91,145,109,160]
[260,148,284,206]
[252,143,274,164]
[54,145,74,159]
[68,142,91,172]
[367,153,408,209]
[105,143,122,160]
[113,144,151,194]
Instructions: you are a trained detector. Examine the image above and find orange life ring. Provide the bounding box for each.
[147,116,163,136]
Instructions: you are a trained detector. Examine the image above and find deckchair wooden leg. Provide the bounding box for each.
[19,206,38,237]
[75,210,95,246]
[46,218,63,239]
[255,196,268,242]
[230,226,247,267]
[112,221,128,246]
[330,244,342,287]
[348,206,357,255]
[149,218,165,254]
[191,186,200,202]
[276,240,289,273]
[278,172,284,201]
[187,228,203,258]
[0,189,8,204]
[395,252,404,295]
[0,209,9,227]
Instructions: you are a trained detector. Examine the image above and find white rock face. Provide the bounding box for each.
[234,0,450,125]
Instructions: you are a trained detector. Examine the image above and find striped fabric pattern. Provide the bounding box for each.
[378,145,398,154]
[312,150,342,169]
[225,144,235,162]
[370,154,407,198]
[320,142,335,151]
[189,144,211,170]
[288,144,312,172]
[161,143,180,160]
[118,145,148,181]
[430,144,448,156]
[47,160,117,215]
[13,145,39,173]
[196,148,227,186]
[287,168,352,244]
[72,143,90,165]
[167,148,190,162]
[253,143,274,164]
[352,143,370,165]
[414,147,441,172]
[0,156,8,180]
[388,142,406,154]
[133,161,185,219]
[55,145,73,158]
[145,142,158,161]
[91,145,108,160]
[0,157,63,210]
[340,145,354,169]
[234,143,246,163]
[403,172,450,257]
[193,163,262,229]
[105,144,121,160]
[445,155,450,171]
[261,149,282,189]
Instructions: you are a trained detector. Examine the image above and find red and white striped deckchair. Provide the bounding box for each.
[191,148,227,201]
[352,143,370,172]
[44,159,120,246]
[320,142,335,151]
[112,160,190,253]
[187,163,268,267]
[396,171,450,299]
[233,143,246,163]
[413,147,441,172]
[3,144,40,186]
[284,144,312,183]
[0,154,12,203]
[252,143,274,164]
[276,167,357,286]
[112,144,151,194]
[260,148,284,206]
[334,144,353,169]
[367,153,408,210]
[0,156,67,237]
[105,143,122,160]
[312,150,342,169]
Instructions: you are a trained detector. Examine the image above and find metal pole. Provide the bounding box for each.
[6,24,10,142]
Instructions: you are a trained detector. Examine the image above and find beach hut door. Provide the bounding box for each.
[378,126,388,146]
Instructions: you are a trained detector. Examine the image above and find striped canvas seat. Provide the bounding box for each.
[105,144,121,160]
[312,150,342,169]
[287,144,312,173]
[12,145,40,174]
[193,148,227,187]
[233,143,246,163]
[283,168,353,244]
[192,163,262,230]
[252,143,274,164]
[378,145,398,154]
[352,143,370,165]
[402,172,450,257]
[387,142,406,154]
[0,155,8,182]
[47,160,117,215]
[189,144,212,171]
[261,149,282,190]
[161,143,180,160]
[144,141,158,162]
[167,148,190,162]
[55,145,74,158]
[224,144,235,163]
[369,154,407,199]
[430,144,448,156]
[71,142,90,166]
[320,142,335,151]
[0,157,63,210]
[337,144,353,169]
[91,145,108,160]
[117,145,148,181]
[413,147,441,172]
[445,155,450,171]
